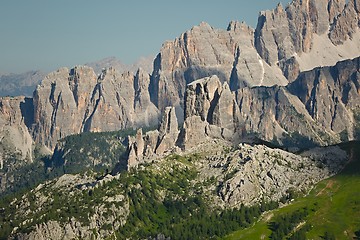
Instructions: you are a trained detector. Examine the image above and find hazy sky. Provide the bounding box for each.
[0,0,291,73]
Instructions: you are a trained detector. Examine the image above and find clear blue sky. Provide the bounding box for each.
[0,0,290,73]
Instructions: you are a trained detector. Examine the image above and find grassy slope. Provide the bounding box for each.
[224,141,360,240]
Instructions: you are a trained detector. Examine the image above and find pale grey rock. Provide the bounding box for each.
[127,129,146,170]
[150,20,288,116]
[255,0,360,81]
[184,75,223,121]
[181,76,239,148]
[196,142,347,207]
[210,82,235,131]
[156,107,179,154]
[32,66,98,149]
[329,0,359,45]
[179,115,209,150]
[288,57,360,139]
[32,66,159,149]
[184,55,360,147]
[328,0,346,22]
[0,96,35,193]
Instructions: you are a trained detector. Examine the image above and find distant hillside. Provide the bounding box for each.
[85,56,154,75]
[0,71,46,97]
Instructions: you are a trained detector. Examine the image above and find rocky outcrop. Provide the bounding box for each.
[147,0,360,118]
[32,66,159,149]
[0,96,34,192]
[5,0,360,153]
[32,67,98,149]
[197,142,347,207]
[127,107,180,169]
[193,57,359,147]
[156,107,179,154]
[134,58,359,162]
[180,76,240,149]
[1,0,360,193]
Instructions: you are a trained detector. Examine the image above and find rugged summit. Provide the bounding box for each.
[150,21,288,116]
[126,55,360,168]
[32,66,159,149]
[127,106,180,169]
[256,0,360,81]
[149,0,360,117]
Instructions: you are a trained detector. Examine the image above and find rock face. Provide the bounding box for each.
[255,0,360,81]
[148,0,360,117]
[150,21,288,116]
[127,56,360,162]
[32,66,159,149]
[288,57,360,139]
[1,0,360,189]
[329,0,360,45]
[180,75,324,149]
[180,76,240,149]
[0,96,34,192]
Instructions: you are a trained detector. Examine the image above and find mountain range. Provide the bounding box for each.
[0,0,360,239]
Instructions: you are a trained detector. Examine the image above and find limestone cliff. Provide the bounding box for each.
[149,21,288,116]
[288,57,360,139]
[255,0,360,81]
[32,66,159,149]
[0,97,34,192]
[127,56,360,161]
[182,57,360,147]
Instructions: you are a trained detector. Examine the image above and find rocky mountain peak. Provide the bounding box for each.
[193,21,213,32]
[31,65,159,149]
[275,2,285,14]
[255,0,360,82]
[227,20,254,36]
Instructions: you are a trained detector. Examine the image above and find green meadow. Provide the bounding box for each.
[224,141,360,240]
